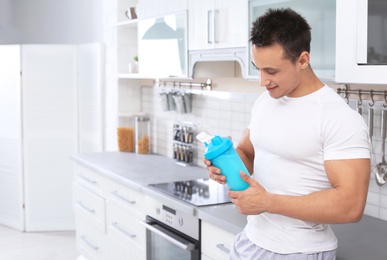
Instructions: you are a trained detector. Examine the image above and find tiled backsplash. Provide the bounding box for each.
[141,85,387,221]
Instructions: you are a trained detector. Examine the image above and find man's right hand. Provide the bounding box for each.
[203,158,226,185]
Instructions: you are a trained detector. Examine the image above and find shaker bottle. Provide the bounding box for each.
[197,133,251,191]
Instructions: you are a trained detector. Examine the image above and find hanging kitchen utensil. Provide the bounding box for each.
[173,91,186,114]
[183,91,192,113]
[356,90,362,115]
[368,91,374,139]
[375,105,387,186]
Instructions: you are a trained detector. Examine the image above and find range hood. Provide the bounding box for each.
[188,47,248,78]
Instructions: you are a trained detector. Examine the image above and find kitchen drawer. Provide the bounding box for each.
[74,183,106,233]
[107,181,145,219]
[76,216,108,260]
[201,221,236,260]
[107,201,146,250]
[107,201,146,260]
[74,165,108,197]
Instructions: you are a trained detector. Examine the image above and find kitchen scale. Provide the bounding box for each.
[149,178,231,206]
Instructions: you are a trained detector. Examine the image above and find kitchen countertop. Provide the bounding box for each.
[71,152,387,259]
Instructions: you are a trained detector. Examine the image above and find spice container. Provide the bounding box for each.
[172,121,196,165]
[135,115,151,154]
[117,114,135,152]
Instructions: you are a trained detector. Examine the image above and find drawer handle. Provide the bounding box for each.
[140,220,196,252]
[80,235,99,250]
[77,201,95,213]
[111,190,136,204]
[112,222,136,238]
[79,174,97,184]
[216,243,230,254]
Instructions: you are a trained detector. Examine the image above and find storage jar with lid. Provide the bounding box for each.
[117,114,135,152]
[135,115,151,154]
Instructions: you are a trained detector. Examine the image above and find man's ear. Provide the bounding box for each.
[298,51,310,69]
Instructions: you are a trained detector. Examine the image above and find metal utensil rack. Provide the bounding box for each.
[337,85,387,186]
[154,78,212,91]
[337,85,387,105]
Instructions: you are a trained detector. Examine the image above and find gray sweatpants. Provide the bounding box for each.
[230,229,336,260]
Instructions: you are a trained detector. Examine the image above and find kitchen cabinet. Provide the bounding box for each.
[336,0,387,84]
[247,0,336,81]
[73,164,146,260]
[201,221,236,260]
[188,0,248,51]
[0,44,103,232]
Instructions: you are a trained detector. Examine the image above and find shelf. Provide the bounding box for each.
[111,19,138,28]
[115,73,155,79]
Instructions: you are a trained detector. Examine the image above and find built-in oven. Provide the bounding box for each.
[140,196,200,260]
[142,178,231,260]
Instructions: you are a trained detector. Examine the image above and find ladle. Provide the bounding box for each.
[376,107,387,186]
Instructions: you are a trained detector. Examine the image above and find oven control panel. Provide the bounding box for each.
[145,195,199,240]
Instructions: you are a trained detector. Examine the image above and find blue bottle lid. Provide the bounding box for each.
[204,136,233,160]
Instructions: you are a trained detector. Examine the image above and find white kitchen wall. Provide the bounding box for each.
[138,80,387,222]
[0,0,103,44]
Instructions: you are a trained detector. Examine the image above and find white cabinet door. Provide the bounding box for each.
[215,0,248,49]
[21,45,78,231]
[188,0,248,50]
[0,45,24,231]
[188,0,215,50]
[336,0,387,84]
[201,221,236,260]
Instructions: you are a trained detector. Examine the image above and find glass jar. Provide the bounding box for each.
[135,116,151,154]
[117,114,135,152]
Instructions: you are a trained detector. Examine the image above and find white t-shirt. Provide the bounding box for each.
[246,85,370,254]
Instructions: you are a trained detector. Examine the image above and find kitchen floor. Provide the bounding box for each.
[0,224,80,260]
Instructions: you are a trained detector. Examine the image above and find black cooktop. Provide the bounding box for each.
[149,178,231,206]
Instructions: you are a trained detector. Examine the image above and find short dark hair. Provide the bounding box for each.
[249,8,311,63]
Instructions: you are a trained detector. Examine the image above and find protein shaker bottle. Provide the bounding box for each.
[197,132,251,191]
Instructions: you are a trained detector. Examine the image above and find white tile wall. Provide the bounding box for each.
[335,99,387,221]
[141,86,387,221]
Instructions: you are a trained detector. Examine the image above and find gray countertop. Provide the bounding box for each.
[71,152,387,259]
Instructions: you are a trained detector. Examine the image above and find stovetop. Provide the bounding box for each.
[149,178,231,206]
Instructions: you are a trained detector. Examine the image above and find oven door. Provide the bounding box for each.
[140,216,199,260]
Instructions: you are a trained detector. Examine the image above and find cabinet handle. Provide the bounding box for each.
[80,235,99,250]
[79,174,97,184]
[216,243,230,254]
[207,10,213,44]
[140,220,197,252]
[77,200,95,213]
[112,222,136,238]
[111,190,136,204]
[214,9,219,44]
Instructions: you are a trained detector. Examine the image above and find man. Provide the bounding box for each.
[205,8,370,259]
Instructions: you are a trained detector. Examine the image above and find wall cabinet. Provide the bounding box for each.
[73,164,146,260]
[0,44,103,232]
[335,0,387,84]
[201,221,236,260]
[247,0,336,81]
[188,0,248,51]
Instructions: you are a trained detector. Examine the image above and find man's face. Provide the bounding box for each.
[251,43,302,99]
